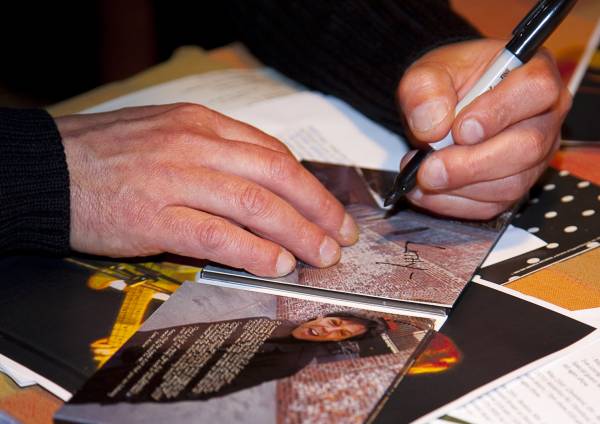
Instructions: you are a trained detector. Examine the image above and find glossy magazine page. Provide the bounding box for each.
[56,282,434,423]
[0,256,199,397]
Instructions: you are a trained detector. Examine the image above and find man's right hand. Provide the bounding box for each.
[56,104,358,277]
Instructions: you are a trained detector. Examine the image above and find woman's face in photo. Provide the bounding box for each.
[291,316,367,342]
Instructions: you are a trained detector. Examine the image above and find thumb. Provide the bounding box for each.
[397,62,457,144]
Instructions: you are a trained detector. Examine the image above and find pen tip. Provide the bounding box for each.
[383,187,407,207]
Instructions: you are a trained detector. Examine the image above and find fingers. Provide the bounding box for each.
[438,162,547,203]
[451,50,563,145]
[157,165,344,269]
[407,189,512,220]
[417,111,559,192]
[397,62,457,143]
[396,40,571,220]
[152,206,296,277]
[179,138,358,247]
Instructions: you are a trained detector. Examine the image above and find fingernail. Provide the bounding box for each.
[338,213,359,245]
[319,236,341,267]
[460,118,484,145]
[409,99,450,133]
[422,157,448,189]
[276,250,296,276]
[409,187,423,203]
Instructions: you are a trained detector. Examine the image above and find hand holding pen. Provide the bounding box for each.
[385,0,574,219]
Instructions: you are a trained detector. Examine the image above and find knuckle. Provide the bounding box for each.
[407,64,440,88]
[266,152,297,181]
[498,175,528,202]
[260,133,290,153]
[167,103,219,133]
[171,102,209,116]
[238,184,274,219]
[194,218,231,252]
[245,240,275,270]
[521,126,547,161]
[300,225,326,252]
[527,66,561,103]
[312,195,337,223]
[146,160,179,182]
[453,152,477,184]
[399,63,442,100]
[483,102,510,132]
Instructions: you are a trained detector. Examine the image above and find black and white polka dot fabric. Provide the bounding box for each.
[479,167,600,284]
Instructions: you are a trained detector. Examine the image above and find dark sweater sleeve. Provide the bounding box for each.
[231,0,480,135]
[0,108,70,254]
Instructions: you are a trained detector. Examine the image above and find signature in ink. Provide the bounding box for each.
[376,241,426,278]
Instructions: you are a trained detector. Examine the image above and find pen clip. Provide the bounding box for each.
[512,0,552,36]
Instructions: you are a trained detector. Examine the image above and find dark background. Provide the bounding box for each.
[0,2,237,108]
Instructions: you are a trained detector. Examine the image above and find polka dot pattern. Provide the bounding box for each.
[578,181,590,189]
[561,195,574,203]
[480,167,600,284]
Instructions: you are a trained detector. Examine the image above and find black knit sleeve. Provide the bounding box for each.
[230,0,480,135]
[0,108,70,254]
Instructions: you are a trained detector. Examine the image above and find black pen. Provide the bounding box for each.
[384,0,577,207]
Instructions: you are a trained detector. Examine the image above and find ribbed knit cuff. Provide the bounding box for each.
[0,108,70,253]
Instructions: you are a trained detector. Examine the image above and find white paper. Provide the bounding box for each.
[413,329,600,424]
[84,69,298,114]
[228,92,408,171]
[84,69,409,172]
[449,336,600,424]
[0,353,71,401]
[572,307,600,329]
[481,225,547,268]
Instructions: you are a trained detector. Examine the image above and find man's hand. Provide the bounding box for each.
[56,104,358,277]
[397,39,571,219]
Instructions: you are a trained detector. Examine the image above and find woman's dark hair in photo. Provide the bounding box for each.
[322,312,387,340]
